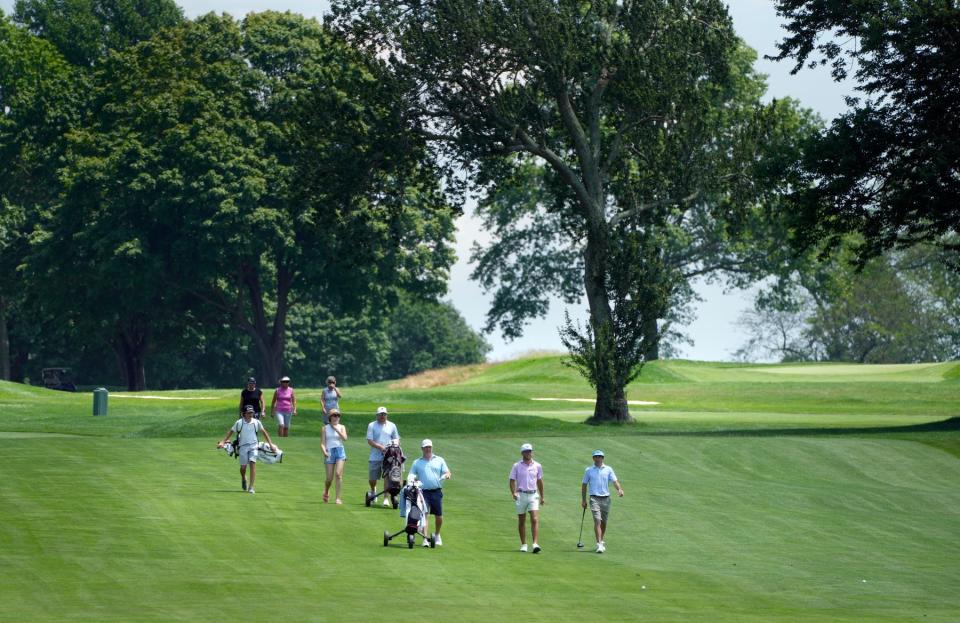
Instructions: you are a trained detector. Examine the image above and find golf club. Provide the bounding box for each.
[576,506,586,548]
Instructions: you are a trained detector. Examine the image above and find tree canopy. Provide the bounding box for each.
[1,8,475,389]
[771,0,960,263]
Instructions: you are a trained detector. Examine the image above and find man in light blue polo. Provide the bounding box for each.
[408,439,451,546]
[581,449,624,553]
[367,406,400,507]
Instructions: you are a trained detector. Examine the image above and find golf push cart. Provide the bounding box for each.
[365,440,404,509]
[383,477,436,549]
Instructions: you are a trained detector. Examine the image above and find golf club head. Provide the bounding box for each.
[576,542,584,548]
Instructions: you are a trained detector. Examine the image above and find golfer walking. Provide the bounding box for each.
[218,405,278,494]
[366,406,400,507]
[408,439,451,546]
[581,450,624,553]
[509,443,544,553]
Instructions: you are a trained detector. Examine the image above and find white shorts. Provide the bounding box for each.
[276,412,293,428]
[515,491,540,514]
[239,444,258,466]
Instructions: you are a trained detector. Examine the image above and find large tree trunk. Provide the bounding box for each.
[113,323,149,391]
[240,261,292,386]
[583,226,633,423]
[0,296,10,381]
[642,315,660,361]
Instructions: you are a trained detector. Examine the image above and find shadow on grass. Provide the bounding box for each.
[634,416,960,438]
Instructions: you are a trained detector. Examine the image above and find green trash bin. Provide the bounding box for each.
[93,388,108,416]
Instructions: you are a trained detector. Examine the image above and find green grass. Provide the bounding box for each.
[1,357,958,622]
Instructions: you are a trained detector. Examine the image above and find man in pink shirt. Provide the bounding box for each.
[509,443,545,553]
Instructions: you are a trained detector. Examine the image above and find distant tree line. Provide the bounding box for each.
[0,1,488,389]
[736,241,960,364]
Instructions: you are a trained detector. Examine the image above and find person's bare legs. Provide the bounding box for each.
[530,510,540,545]
[517,513,527,545]
[334,460,344,503]
[324,462,334,501]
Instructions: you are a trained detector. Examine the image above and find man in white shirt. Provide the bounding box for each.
[366,406,400,506]
[218,405,278,494]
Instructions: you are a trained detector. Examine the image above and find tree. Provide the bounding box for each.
[179,12,456,384]
[470,75,817,362]
[735,243,960,363]
[13,0,183,66]
[0,14,83,380]
[771,0,960,263]
[382,294,491,380]
[30,12,456,388]
[330,1,814,420]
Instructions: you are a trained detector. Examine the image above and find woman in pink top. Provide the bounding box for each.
[270,376,297,437]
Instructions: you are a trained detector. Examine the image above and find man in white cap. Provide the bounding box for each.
[509,443,544,553]
[366,406,400,506]
[407,439,451,546]
[581,449,624,553]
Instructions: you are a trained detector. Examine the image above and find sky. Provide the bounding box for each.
[2,0,856,361]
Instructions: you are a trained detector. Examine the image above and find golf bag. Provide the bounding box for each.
[365,442,405,508]
[221,438,240,459]
[219,441,282,464]
[255,441,283,464]
[383,479,435,549]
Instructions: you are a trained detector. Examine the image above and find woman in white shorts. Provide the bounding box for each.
[270,376,297,437]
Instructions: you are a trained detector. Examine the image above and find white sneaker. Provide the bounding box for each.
[248,488,255,495]
[434,535,442,546]
[422,540,430,547]
[519,544,528,553]
[532,543,541,554]
[596,543,605,553]
[383,497,392,507]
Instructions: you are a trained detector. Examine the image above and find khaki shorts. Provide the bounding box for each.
[369,460,384,481]
[515,491,540,514]
[239,444,258,466]
[589,495,611,522]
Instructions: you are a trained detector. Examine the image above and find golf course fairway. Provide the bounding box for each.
[1,357,957,622]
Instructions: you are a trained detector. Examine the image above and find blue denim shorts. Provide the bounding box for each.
[325,445,346,464]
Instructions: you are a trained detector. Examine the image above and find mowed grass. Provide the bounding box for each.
[1,357,959,622]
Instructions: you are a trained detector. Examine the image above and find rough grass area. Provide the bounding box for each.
[0,357,957,622]
[387,362,492,389]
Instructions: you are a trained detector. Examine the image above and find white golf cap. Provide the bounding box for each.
[280,376,291,382]
[421,438,433,448]
[376,406,388,415]
[592,449,605,457]
[520,443,533,452]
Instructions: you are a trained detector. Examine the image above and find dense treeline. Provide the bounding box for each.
[0,2,488,389]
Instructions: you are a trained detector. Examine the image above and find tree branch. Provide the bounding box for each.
[608,191,699,229]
